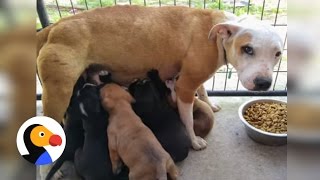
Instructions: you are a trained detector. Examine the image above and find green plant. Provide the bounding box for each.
[131,0,145,6]
[77,0,114,9]
[38,0,286,28]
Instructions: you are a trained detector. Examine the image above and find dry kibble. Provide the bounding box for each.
[243,102,287,134]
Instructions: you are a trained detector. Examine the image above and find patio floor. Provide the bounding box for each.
[177,96,287,180]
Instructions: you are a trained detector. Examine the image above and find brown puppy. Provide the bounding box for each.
[166,79,214,138]
[193,98,214,138]
[169,97,215,138]
[169,97,214,138]
[100,83,178,180]
[37,5,283,151]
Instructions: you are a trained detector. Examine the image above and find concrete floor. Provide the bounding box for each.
[35,96,287,180]
[177,96,287,180]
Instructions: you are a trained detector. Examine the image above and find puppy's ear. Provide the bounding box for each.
[124,92,135,104]
[208,22,241,40]
[100,88,113,109]
[131,97,136,104]
[101,96,114,110]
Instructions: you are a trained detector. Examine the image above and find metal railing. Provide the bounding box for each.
[36,0,287,97]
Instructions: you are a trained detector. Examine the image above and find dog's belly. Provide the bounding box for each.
[79,6,191,85]
[100,61,181,86]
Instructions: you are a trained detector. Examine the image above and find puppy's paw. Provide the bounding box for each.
[52,170,63,180]
[191,136,207,150]
[115,167,122,175]
[40,165,52,180]
[52,161,81,180]
[165,80,177,102]
[112,161,123,175]
[165,80,175,90]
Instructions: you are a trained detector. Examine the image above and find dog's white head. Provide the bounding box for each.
[209,14,283,91]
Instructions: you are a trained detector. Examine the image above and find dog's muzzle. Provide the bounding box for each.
[253,76,272,91]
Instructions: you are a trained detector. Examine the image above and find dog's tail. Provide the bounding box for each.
[166,158,179,180]
[37,25,54,57]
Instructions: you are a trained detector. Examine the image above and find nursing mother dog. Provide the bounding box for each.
[37,5,283,151]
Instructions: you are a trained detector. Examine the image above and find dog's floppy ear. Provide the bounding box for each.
[125,92,136,104]
[100,88,113,109]
[208,22,241,40]
[101,95,114,110]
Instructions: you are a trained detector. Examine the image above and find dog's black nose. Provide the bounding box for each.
[253,77,272,91]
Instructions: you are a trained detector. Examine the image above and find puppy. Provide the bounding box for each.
[101,83,178,180]
[193,98,215,138]
[46,71,113,180]
[165,79,214,138]
[45,76,85,180]
[74,84,113,180]
[129,70,191,162]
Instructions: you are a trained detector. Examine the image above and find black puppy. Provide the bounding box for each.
[46,73,114,180]
[46,77,86,180]
[129,70,191,162]
[73,83,114,180]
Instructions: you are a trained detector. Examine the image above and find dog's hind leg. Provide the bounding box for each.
[197,84,221,112]
[37,44,87,123]
[37,44,86,179]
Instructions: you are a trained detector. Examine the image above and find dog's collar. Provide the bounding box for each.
[222,44,233,79]
[223,47,228,67]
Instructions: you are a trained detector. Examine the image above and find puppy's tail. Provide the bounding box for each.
[37,25,54,57]
[166,158,179,180]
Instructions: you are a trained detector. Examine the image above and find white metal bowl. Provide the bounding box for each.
[238,98,287,146]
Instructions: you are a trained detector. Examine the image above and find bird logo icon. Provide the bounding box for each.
[17,116,66,165]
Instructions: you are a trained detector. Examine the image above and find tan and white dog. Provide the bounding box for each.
[37,5,283,152]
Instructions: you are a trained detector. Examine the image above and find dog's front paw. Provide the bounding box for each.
[191,136,207,150]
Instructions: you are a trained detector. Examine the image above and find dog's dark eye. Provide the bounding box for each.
[242,46,254,56]
[275,51,282,57]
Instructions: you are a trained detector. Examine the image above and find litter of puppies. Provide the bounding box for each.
[47,69,214,180]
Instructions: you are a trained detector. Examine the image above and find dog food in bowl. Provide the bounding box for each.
[243,102,287,134]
